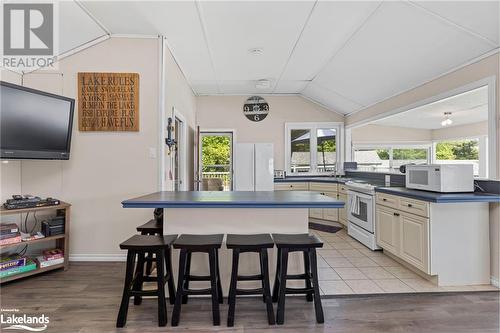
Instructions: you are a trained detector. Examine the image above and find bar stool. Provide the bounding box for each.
[116,234,177,327]
[226,234,275,327]
[136,219,163,276]
[171,234,224,326]
[271,233,324,325]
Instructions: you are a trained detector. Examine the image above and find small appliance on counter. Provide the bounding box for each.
[405,164,474,193]
[274,169,285,179]
[3,195,60,210]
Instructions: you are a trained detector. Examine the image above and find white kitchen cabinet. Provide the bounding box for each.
[274,182,308,191]
[338,193,348,226]
[309,208,324,219]
[399,212,429,273]
[375,206,399,254]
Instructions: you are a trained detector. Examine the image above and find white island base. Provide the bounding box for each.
[164,208,310,295]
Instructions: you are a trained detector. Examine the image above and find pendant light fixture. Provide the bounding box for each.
[441,112,453,127]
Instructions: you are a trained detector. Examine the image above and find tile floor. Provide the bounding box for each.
[310,228,498,295]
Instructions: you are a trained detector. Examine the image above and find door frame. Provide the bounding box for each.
[172,107,188,191]
[198,129,236,191]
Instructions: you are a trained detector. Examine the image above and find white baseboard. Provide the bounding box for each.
[491,276,499,288]
[69,254,127,262]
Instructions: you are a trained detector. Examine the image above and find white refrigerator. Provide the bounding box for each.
[234,143,274,191]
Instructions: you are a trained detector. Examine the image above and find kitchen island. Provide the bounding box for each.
[122,191,344,294]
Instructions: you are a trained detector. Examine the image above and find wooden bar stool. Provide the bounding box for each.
[171,234,224,326]
[116,234,177,327]
[271,233,324,325]
[136,219,163,276]
[226,234,275,327]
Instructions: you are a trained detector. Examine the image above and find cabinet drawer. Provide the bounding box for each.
[376,193,399,209]
[399,197,429,218]
[309,182,338,193]
[274,182,309,191]
[338,184,348,194]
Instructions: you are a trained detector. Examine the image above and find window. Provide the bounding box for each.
[353,144,431,173]
[433,137,486,177]
[286,123,343,175]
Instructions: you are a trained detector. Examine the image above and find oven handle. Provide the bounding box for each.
[347,190,373,200]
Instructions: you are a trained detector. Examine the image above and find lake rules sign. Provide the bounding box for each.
[78,72,139,131]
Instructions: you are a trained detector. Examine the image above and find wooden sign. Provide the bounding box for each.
[78,72,139,131]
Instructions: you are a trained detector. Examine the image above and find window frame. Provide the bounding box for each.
[285,122,344,175]
[352,142,432,173]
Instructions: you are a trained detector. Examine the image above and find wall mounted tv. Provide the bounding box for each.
[1,81,75,160]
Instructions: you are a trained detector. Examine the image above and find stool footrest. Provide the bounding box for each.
[285,287,314,294]
[187,274,211,281]
[184,288,212,295]
[130,290,160,297]
[235,288,263,295]
[286,273,311,280]
[237,274,263,281]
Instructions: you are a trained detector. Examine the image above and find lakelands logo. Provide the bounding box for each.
[0,309,49,332]
[2,1,58,70]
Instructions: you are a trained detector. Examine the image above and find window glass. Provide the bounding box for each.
[435,139,480,175]
[290,129,311,173]
[316,128,336,173]
[392,148,428,170]
[354,148,390,172]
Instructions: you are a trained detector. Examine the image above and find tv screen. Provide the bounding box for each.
[1,81,75,160]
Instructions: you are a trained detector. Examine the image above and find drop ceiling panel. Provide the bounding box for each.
[302,82,364,115]
[81,1,216,82]
[59,1,107,55]
[217,80,275,95]
[191,81,219,95]
[412,1,500,45]
[314,1,495,107]
[373,86,489,129]
[280,1,380,81]
[274,81,308,93]
[198,1,314,81]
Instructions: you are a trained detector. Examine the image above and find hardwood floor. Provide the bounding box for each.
[1,262,499,333]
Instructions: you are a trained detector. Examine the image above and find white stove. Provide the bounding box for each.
[345,180,381,251]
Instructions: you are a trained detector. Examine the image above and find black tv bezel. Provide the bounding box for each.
[1,81,75,160]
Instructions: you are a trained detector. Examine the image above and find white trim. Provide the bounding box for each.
[164,37,198,96]
[75,0,112,35]
[173,107,188,191]
[491,276,499,288]
[486,77,497,178]
[346,48,500,118]
[110,34,159,39]
[70,254,126,262]
[285,122,344,175]
[299,94,350,118]
[159,37,166,191]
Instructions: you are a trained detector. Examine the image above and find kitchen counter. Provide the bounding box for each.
[122,190,344,208]
[274,177,352,184]
[376,187,500,203]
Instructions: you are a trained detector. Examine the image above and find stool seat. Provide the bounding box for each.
[136,219,163,233]
[226,234,274,250]
[272,233,323,249]
[120,234,177,250]
[173,234,224,250]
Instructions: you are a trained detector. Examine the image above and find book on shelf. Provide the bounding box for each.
[42,248,64,261]
[0,259,36,278]
[21,232,45,242]
[36,255,64,268]
[0,232,20,240]
[0,233,21,246]
[0,255,26,271]
[0,223,19,234]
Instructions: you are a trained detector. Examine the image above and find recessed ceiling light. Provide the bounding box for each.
[249,48,264,56]
[255,79,271,89]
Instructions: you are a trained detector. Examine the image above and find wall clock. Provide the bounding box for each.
[243,96,269,122]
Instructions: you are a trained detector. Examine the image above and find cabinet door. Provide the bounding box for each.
[323,192,339,221]
[309,208,324,219]
[375,206,399,254]
[338,193,348,225]
[399,213,430,273]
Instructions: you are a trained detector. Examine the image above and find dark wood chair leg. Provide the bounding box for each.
[227,249,240,327]
[141,231,154,276]
[116,250,135,328]
[133,251,146,305]
[165,247,176,305]
[171,249,187,327]
[215,250,223,304]
[182,251,191,304]
[276,249,289,325]
[155,250,167,327]
[208,249,221,326]
[303,250,313,302]
[259,251,266,303]
[272,248,282,302]
[260,248,275,325]
[309,248,324,324]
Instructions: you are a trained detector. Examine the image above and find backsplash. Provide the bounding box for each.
[475,179,500,195]
[345,171,405,187]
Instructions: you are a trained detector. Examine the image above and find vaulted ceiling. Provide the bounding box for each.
[59,1,500,115]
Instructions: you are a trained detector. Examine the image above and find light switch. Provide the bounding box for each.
[149,147,157,159]
[385,175,391,186]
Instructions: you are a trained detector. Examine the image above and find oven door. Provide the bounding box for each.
[347,190,374,233]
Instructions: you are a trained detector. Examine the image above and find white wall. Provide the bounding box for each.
[196,95,344,170]
[431,121,488,141]
[351,124,431,143]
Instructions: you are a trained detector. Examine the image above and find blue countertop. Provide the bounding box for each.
[274,177,352,184]
[122,191,345,209]
[376,187,500,203]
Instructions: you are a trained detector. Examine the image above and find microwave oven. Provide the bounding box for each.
[405,164,474,193]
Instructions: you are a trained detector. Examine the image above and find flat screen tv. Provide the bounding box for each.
[1,81,75,160]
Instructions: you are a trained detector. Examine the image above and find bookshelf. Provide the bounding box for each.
[0,202,71,283]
